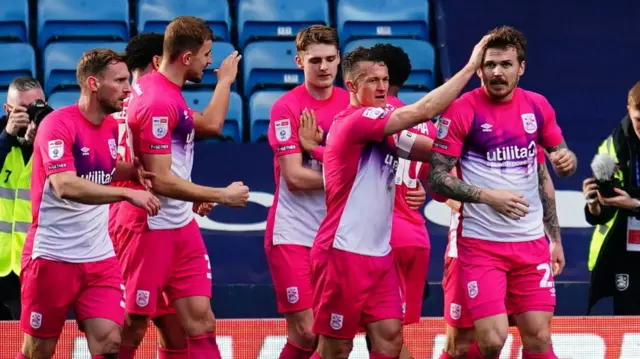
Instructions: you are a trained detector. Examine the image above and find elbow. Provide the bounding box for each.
[283,173,305,191]
[200,123,223,137]
[51,176,75,200]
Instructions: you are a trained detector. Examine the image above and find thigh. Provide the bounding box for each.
[75,257,126,328]
[458,238,508,322]
[20,258,79,339]
[266,244,313,314]
[166,221,212,303]
[311,248,368,340]
[506,239,556,315]
[443,257,474,329]
[118,225,173,316]
[393,246,429,325]
[362,254,403,327]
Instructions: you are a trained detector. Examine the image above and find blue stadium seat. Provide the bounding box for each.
[38,0,129,49]
[0,90,7,107]
[336,0,430,43]
[237,0,330,49]
[243,41,302,97]
[187,42,237,88]
[343,39,436,90]
[137,0,231,41]
[44,42,127,95]
[183,90,244,142]
[0,43,35,88]
[398,91,427,105]
[48,90,80,109]
[0,0,29,42]
[249,90,286,143]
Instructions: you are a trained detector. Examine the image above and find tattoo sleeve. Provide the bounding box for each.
[427,152,483,203]
[545,140,567,153]
[538,162,561,242]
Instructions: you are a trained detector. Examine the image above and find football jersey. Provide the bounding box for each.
[433,87,563,243]
[266,85,349,247]
[24,105,119,263]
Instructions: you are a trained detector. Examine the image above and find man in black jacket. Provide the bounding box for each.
[584,80,640,314]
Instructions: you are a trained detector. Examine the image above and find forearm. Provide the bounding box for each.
[54,176,130,205]
[428,169,484,203]
[194,80,232,137]
[538,164,561,242]
[152,172,228,203]
[285,167,324,191]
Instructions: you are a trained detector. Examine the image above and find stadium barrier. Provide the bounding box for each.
[1,317,639,358]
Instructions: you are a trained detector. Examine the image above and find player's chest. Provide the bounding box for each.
[466,110,541,150]
[73,133,118,171]
[300,106,343,133]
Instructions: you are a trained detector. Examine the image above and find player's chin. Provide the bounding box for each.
[313,75,334,87]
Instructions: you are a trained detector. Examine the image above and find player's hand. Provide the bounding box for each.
[23,121,37,144]
[405,182,427,210]
[133,157,154,190]
[598,187,639,210]
[484,188,530,220]
[299,108,323,152]
[550,241,565,276]
[549,148,577,177]
[467,34,492,70]
[126,189,161,216]
[215,51,242,85]
[5,105,30,137]
[221,181,250,207]
[193,201,214,216]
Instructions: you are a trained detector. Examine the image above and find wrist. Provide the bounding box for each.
[217,79,233,88]
[121,188,134,202]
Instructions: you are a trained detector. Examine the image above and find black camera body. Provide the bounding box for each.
[17,99,54,138]
[596,178,622,198]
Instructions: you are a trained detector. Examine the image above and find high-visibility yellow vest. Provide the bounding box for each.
[0,147,32,276]
[588,136,624,271]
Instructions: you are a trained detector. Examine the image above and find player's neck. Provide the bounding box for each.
[77,95,106,126]
[388,87,399,98]
[158,62,186,87]
[304,82,333,101]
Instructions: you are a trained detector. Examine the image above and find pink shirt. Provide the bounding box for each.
[433,87,563,243]
[24,105,119,263]
[387,96,437,248]
[119,71,196,231]
[314,104,416,257]
[266,85,350,247]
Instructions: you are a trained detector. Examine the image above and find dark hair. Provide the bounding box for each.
[485,26,527,63]
[125,33,164,72]
[342,46,385,81]
[295,25,339,52]
[164,16,214,62]
[76,48,127,86]
[8,76,42,92]
[370,43,411,87]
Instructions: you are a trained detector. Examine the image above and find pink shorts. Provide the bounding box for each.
[20,256,125,338]
[266,244,313,314]
[392,246,429,325]
[442,256,474,328]
[114,219,212,317]
[310,247,402,339]
[458,237,556,322]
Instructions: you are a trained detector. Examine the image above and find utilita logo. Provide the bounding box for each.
[80,170,114,185]
[486,140,536,167]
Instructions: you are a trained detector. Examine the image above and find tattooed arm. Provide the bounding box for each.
[546,140,578,178]
[427,152,483,203]
[538,162,561,242]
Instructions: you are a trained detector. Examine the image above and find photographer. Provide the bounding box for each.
[0,77,50,320]
[585,80,640,315]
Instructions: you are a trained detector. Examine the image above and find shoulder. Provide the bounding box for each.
[521,89,552,108]
[41,106,75,130]
[271,90,300,116]
[358,106,390,120]
[333,87,351,101]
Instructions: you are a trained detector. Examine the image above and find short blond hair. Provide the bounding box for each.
[164,16,213,62]
[76,48,126,87]
[295,25,338,53]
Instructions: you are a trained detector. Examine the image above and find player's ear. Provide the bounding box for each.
[476,68,483,81]
[294,54,304,70]
[152,55,161,70]
[181,52,192,67]
[518,60,526,76]
[87,76,99,92]
[345,79,356,93]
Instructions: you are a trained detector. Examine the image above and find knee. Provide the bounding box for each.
[522,326,552,351]
[478,328,508,356]
[292,322,316,347]
[183,308,215,337]
[370,323,403,355]
[23,338,56,359]
[95,328,122,355]
[319,340,353,359]
[122,314,149,347]
[451,343,472,358]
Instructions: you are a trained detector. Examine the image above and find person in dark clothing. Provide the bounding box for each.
[585,80,640,315]
[0,76,46,320]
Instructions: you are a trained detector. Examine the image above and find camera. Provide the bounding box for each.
[16,99,54,138]
[596,178,622,198]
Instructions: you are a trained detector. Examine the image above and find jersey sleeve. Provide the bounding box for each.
[137,100,178,155]
[349,107,393,143]
[38,112,76,176]
[431,101,473,158]
[536,145,546,165]
[267,100,301,157]
[536,97,564,149]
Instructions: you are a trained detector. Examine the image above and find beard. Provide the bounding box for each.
[186,68,204,84]
[99,97,123,114]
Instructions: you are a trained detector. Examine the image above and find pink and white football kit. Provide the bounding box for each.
[443,146,547,328]
[311,105,420,339]
[114,71,210,317]
[21,105,124,338]
[265,85,349,314]
[387,95,435,325]
[108,93,133,241]
[433,88,563,322]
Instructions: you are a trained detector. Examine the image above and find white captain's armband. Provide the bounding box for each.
[394,130,417,158]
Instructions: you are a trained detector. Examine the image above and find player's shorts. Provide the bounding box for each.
[265,243,313,314]
[457,236,556,322]
[310,247,402,339]
[392,246,429,325]
[114,219,212,317]
[20,256,125,338]
[442,256,474,328]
